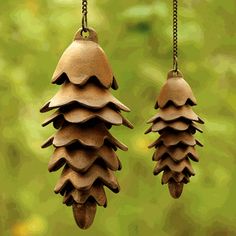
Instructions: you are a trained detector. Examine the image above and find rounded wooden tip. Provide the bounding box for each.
[168,181,184,199]
[72,201,97,230]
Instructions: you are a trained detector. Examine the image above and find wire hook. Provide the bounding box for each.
[81,0,88,32]
[173,56,178,72]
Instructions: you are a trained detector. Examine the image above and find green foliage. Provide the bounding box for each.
[1,0,236,235]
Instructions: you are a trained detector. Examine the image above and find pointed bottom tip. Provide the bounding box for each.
[72,201,97,230]
[168,181,184,199]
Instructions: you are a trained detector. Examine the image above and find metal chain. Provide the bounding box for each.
[173,0,178,71]
[82,0,88,32]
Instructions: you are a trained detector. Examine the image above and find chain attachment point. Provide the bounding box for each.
[173,56,178,72]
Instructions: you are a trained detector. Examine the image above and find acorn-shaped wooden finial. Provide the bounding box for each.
[146,70,204,198]
[41,28,133,229]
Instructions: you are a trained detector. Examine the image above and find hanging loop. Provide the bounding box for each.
[82,0,88,32]
[75,28,98,43]
[167,69,183,79]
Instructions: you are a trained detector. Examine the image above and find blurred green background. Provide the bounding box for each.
[1,0,236,235]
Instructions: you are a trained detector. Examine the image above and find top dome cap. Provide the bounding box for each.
[155,70,197,109]
[51,28,118,90]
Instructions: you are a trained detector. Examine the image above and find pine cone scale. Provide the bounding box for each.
[42,106,128,127]
[42,123,128,150]
[40,82,130,113]
[162,171,190,184]
[153,158,195,176]
[148,131,199,148]
[54,165,120,194]
[153,146,199,162]
[147,105,201,123]
[48,146,121,173]
[150,120,191,132]
[63,184,107,207]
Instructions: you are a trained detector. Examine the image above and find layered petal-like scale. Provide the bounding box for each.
[40,81,130,113]
[42,106,133,129]
[48,145,121,173]
[146,70,204,198]
[41,123,128,150]
[54,165,120,194]
[41,28,133,229]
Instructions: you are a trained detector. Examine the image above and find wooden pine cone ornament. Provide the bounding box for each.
[146,70,204,199]
[40,28,133,229]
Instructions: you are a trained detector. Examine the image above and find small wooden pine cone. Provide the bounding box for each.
[146,70,204,199]
[41,28,133,229]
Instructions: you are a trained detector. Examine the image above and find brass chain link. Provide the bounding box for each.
[173,0,178,71]
[82,0,88,32]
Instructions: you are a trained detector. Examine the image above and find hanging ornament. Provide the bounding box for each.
[145,0,204,199]
[41,0,133,229]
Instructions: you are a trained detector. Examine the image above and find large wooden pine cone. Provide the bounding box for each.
[41,28,133,229]
[146,70,204,199]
